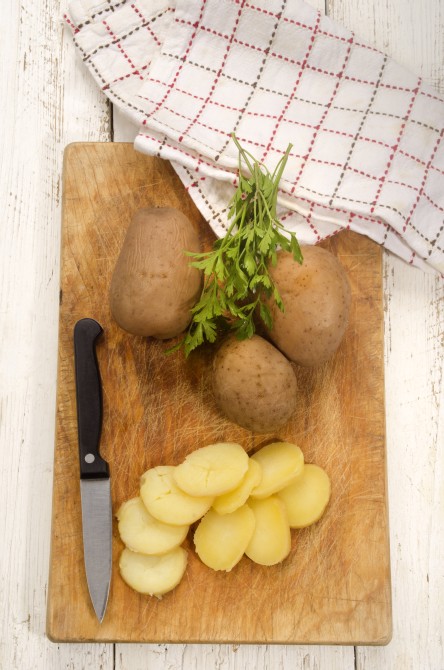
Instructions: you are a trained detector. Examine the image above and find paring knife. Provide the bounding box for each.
[74,318,112,623]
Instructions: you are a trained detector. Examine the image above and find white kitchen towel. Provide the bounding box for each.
[65,0,444,273]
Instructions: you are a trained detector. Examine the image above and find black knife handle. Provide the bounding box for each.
[74,318,109,479]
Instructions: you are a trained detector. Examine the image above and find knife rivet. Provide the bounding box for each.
[85,453,95,464]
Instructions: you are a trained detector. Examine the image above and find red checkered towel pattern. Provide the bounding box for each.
[66,0,444,273]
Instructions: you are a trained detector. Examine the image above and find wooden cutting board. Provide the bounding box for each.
[47,142,391,644]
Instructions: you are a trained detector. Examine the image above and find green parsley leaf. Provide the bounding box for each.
[176,134,303,355]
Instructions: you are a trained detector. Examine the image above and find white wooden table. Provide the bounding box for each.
[1,0,443,668]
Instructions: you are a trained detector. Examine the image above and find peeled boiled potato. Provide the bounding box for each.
[194,505,256,571]
[140,465,213,525]
[173,442,249,497]
[212,458,262,514]
[250,442,304,499]
[116,442,329,597]
[277,464,331,528]
[117,497,188,555]
[119,546,187,598]
[245,496,291,566]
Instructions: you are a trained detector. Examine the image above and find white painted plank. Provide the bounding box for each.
[1,0,440,668]
[326,0,444,668]
[115,643,354,670]
[361,259,443,669]
[327,0,443,90]
[0,1,113,668]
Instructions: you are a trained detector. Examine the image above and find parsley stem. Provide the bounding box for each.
[177,134,302,356]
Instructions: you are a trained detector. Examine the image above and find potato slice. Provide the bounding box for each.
[212,458,262,514]
[250,442,304,499]
[140,465,213,525]
[119,546,187,598]
[245,496,291,566]
[277,464,331,528]
[174,442,249,497]
[194,505,255,571]
[117,497,189,555]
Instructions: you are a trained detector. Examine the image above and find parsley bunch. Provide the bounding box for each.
[181,134,303,357]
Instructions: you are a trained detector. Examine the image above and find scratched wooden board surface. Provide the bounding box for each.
[46,142,390,645]
[2,0,442,668]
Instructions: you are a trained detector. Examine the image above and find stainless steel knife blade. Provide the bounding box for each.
[80,479,112,622]
[74,317,112,623]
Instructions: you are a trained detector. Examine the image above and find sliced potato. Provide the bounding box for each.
[245,496,291,566]
[117,497,189,555]
[194,505,256,571]
[119,546,187,598]
[213,458,262,514]
[140,465,213,526]
[173,442,249,497]
[250,442,304,499]
[277,464,331,528]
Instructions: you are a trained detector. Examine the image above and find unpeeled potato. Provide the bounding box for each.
[250,441,304,499]
[109,207,202,338]
[212,335,299,433]
[194,505,256,571]
[263,246,351,367]
[119,546,188,598]
[245,496,291,566]
[277,464,331,528]
[140,465,213,525]
[117,497,188,555]
[173,442,249,497]
[212,458,262,514]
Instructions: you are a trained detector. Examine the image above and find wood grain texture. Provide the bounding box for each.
[47,142,390,645]
[1,0,442,667]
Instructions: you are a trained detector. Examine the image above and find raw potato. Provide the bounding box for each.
[140,465,213,525]
[264,246,351,366]
[277,464,331,528]
[250,441,304,499]
[119,546,187,597]
[194,505,256,571]
[245,496,291,566]
[212,335,299,433]
[117,497,188,555]
[173,442,249,497]
[213,458,262,514]
[109,207,202,338]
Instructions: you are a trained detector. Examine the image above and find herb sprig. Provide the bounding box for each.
[178,134,303,356]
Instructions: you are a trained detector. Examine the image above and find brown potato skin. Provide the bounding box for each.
[264,246,351,366]
[212,335,299,433]
[109,207,202,338]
